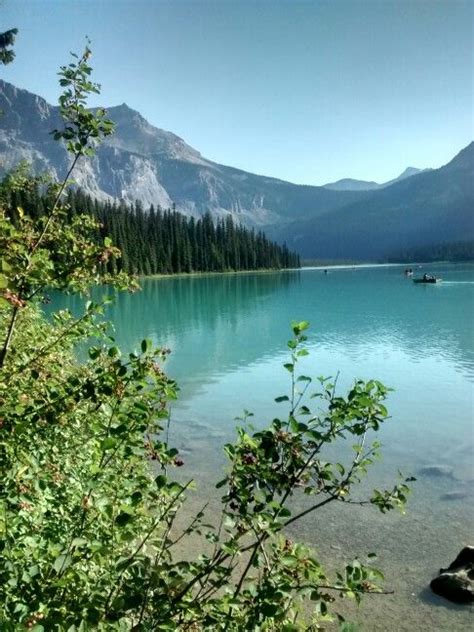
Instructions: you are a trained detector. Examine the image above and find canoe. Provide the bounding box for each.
[413,278,442,284]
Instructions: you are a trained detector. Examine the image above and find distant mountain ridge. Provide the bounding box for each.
[0,79,472,261]
[322,166,430,191]
[273,142,474,260]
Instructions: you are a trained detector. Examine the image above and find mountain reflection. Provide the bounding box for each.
[50,264,474,392]
[111,271,302,379]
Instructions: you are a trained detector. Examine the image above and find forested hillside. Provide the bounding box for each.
[275,142,474,260]
[6,184,300,274]
[386,240,474,263]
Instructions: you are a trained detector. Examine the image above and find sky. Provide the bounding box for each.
[1,0,473,185]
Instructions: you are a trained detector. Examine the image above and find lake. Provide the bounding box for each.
[55,262,474,630]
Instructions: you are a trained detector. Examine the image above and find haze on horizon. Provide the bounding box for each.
[1,0,472,186]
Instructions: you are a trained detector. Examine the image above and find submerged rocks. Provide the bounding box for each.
[418,465,454,479]
[440,490,472,502]
[430,546,474,604]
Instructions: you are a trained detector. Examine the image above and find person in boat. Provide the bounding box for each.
[423,273,435,281]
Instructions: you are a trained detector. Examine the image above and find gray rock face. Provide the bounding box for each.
[0,79,364,228]
[430,546,474,604]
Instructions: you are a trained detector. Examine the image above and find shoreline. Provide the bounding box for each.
[140,260,474,281]
[140,267,301,280]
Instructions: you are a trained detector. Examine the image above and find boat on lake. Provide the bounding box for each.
[413,275,442,284]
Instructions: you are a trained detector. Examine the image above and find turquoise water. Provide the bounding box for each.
[55,263,474,630]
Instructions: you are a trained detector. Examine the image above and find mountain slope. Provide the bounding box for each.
[0,80,365,228]
[275,143,474,260]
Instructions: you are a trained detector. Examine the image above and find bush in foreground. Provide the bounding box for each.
[0,47,412,630]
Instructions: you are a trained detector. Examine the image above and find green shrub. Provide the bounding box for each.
[0,46,412,631]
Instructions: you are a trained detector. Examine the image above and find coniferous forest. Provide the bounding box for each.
[386,240,474,264]
[6,183,300,275]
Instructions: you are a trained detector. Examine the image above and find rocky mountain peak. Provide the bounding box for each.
[0,80,471,259]
[398,166,421,178]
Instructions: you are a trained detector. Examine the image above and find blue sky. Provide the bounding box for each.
[2,0,472,184]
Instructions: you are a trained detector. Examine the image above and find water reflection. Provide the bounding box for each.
[112,270,303,374]
[106,264,473,380]
[50,264,474,389]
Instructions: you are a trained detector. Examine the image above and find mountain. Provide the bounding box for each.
[322,178,380,191]
[273,143,474,260]
[0,80,472,262]
[0,80,365,228]
[322,166,429,191]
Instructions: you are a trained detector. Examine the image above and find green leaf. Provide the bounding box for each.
[115,511,133,527]
[53,553,72,573]
[292,320,310,335]
[261,603,279,617]
[155,474,167,488]
[88,346,100,359]
[100,438,117,451]
[1,259,12,272]
[297,374,311,382]
[141,338,152,353]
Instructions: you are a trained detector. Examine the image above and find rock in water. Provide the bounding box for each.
[418,465,454,478]
[440,490,471,502]
[430,546,474,603]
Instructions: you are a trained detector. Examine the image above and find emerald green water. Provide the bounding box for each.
[56,263,474,630]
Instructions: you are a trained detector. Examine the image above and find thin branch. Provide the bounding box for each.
[0,304,19,368]
[302,583,394,595]
[233,538,259,598]
[31,154,81,258]
[168,501,209,548]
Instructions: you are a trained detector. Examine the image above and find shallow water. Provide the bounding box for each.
[53,263,474,629]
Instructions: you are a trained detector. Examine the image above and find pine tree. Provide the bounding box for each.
[0,28,17,65]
